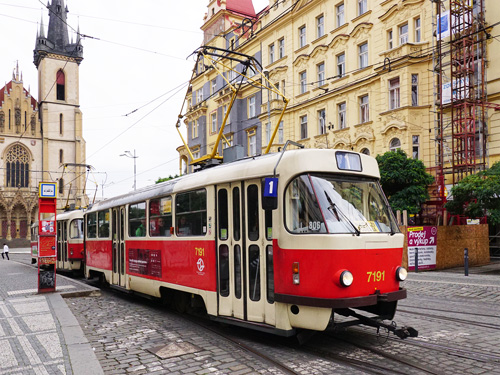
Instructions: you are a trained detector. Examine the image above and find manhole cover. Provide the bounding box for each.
[147,342,201,359]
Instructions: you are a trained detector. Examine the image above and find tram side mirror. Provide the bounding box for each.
[262,178,278,210]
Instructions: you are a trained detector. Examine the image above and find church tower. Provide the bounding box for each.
[34,0,87,210]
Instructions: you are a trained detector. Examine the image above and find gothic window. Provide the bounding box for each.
[15,108,21,133]
[56,70,65,101]
[59,149,64,164]
[0,111,4,132]
[59,178,64,194]
[60,113,63,134]
[31,115,36,135]
[5,144,30,188]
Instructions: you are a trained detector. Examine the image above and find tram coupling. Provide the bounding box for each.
[335,308,418,339]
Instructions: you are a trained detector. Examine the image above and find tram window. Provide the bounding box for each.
[86,212,97,238]
[129,202,146,237]
[247,185,259,241]
[265,210,272,240]
[219,244,230,297]
[218,189,228,240]
[113,247,117,273]
[233,187,241,241]
[98,210,110,238]
[285,174,398,234]
[150,197,172,237]
[285,175,327,234]
[249,245,261,301]
[175,189,207,236]
[57,225,62,261]
[266,245,274,303]
[69,219,83,239]
[234,245,242,299]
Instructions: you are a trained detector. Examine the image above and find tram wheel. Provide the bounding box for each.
[174,292,189,313]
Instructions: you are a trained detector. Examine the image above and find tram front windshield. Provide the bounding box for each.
[285,173,398,234]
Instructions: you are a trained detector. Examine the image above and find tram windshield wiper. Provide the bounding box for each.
[324,192,360,236]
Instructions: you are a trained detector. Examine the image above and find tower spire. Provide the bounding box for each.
[34,0,83,67]
[39,13,45,38]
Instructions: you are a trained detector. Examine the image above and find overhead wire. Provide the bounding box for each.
[1,1,193,196]
[3,1,498,195]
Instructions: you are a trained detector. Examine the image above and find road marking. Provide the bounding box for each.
[7,285,76,296]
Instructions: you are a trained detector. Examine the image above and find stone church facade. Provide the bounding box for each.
[0,0,87,245]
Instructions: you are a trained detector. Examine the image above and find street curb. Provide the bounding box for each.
[48,293,104,375]
[61,289,101,298]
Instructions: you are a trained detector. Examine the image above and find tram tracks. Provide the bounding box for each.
[310,332,444,375]
[335,325,500,366]
[398,308,500,331]
[80,280,499,374]
[182,311,446,375]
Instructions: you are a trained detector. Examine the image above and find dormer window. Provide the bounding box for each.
[56,70,65,100]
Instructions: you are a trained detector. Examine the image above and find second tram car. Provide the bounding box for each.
[56,210,85,273]
[84,149,411,336]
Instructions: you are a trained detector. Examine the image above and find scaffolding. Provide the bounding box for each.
[427,0,490,225]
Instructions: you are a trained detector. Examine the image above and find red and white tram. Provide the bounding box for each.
[55,209,85,273]
[84,148,412,336]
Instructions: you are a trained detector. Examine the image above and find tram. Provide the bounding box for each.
[84,148,413,337]
[55,209,85,273]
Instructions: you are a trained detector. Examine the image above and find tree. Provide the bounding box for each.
[155,175,179,184]
[444,162,500,225]
[376,149,434,214]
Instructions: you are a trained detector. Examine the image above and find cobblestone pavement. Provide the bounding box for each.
[0,256,102,375]
[65,262,500,375]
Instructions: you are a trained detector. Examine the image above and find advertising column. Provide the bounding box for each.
[38,182,57,293]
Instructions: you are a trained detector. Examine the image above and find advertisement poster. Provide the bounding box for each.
[128,248,162,278]
[407,226,437,271]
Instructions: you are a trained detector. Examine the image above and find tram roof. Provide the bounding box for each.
[56,209,85,221]
[87,149,379,213]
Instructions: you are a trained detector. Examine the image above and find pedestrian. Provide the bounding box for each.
[2,243,9,260]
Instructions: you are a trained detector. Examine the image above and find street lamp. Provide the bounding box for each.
[120,150,138,190]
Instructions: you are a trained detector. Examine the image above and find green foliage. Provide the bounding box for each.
[376,149,434,214]
[155,175,179,184]
[445,162,500,225]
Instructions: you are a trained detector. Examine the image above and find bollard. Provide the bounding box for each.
[415,248,419,273]
[464,248,469,276]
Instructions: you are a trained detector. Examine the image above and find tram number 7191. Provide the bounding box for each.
[367,271,385,282]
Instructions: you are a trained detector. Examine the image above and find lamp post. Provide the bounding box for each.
[120,150,138,190]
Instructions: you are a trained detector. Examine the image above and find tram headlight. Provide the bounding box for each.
[339,270,353,287]
[396,267,407,281]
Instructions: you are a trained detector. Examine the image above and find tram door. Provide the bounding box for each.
[216,181,275,326]
[57,221,68,269]
[217,183,244,319]
[112,208,126,287]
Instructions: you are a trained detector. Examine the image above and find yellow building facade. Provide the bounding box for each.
[179,0,500,182]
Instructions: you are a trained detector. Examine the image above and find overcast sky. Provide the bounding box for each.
[0,0,269,201]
